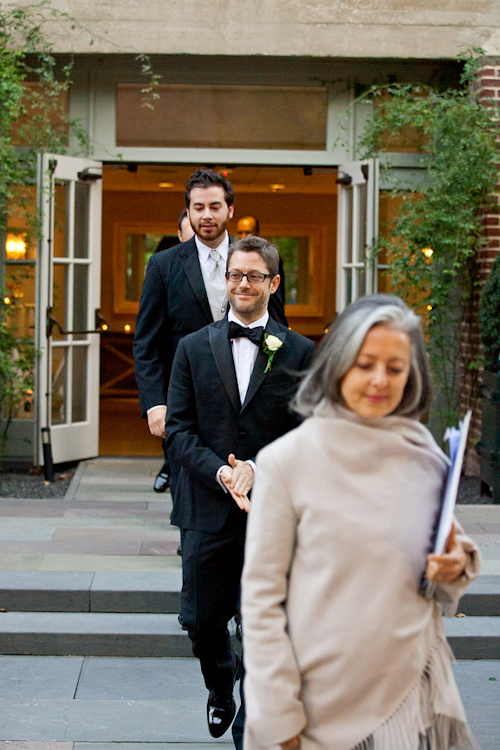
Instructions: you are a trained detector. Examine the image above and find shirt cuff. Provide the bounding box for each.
[216,465,230,492]
[147,405,166,415]
[246,459,256,475]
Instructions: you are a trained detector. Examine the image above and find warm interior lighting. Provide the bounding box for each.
[422,247,434,260]
[270,184,285,192]
[124,324,131,333]
[101,323,109,331]
[3,296,12,305]
[158,182,174,188]
[427,304,433,311]
[6,233,27,260]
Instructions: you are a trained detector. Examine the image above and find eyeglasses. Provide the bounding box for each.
[225,271,273,284]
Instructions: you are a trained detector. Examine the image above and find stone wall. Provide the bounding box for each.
[9,0,500,58]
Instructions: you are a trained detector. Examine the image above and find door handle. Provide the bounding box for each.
[46,308,109,337]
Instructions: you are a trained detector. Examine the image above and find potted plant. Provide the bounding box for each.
[477,251,500,502]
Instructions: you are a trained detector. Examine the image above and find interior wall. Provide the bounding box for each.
[100,188,337,337]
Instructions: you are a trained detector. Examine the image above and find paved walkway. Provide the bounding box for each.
[0,458,498,749]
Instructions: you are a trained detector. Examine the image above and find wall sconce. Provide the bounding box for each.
[124,324,131,333]
[6,233,27,260]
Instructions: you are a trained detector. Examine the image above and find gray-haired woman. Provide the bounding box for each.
[242,294,480,750]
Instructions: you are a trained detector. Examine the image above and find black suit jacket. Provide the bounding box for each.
[166,316,315,533]
[133,235,288,416]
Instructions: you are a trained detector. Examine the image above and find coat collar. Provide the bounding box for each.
[208,313,288,414]
[241,315,287,412]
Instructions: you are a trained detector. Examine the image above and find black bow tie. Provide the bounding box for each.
[228,321,264,346]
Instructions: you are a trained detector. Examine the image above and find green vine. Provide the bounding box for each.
[357,52,500,433]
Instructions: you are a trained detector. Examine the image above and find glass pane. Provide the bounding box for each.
[356,183,367,264]
[117,84,327,150]
[358,266,366,298]
[3,263,36,337]
[74,181,90,258]
[344,268,352,306]
[72,346,87,423]
[73,265,89,341]
[270,236,311,306]
[52,264,68,341]
[126,233,169,302]
[53,182,69,258]
[51,347,67,424]
[346,189,353,263]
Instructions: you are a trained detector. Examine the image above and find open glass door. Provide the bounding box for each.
[336,159,379,312]
[35,153,102,465]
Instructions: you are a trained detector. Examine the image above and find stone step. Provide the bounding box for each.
[0,571,182,613]
[1,572,498,616]
[0,611,497,659]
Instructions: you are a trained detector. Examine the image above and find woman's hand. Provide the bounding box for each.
[426,523,467,584]
[281,737,300,749]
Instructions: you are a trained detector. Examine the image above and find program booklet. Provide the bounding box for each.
[420,410,472,597]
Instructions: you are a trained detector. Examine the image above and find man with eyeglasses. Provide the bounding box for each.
[166,235,315,747]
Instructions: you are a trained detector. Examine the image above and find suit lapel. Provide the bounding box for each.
[241,317,288,412]
[179,237,213,323]
[209,321,241,413]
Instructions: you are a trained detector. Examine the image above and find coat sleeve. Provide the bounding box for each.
[133,255,169,416]
[433,518,481,616]
[165,338,226,489]
[242,445,308,746]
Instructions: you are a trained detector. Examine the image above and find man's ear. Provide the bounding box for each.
[229,204,235,220]
[270,274,281,294]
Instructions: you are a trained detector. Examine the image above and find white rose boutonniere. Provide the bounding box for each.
[263,333,284,373]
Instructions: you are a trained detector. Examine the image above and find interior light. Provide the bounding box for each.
[101,323,109,331]
[3,296,12,305]
[422,247,434,260]
[270,184,285,192]
[427,304,433,311]
[158,182,174,188]
[124,324,131,333]
[6,233,27,260]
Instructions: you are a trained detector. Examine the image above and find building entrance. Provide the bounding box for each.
[98,163,339,456]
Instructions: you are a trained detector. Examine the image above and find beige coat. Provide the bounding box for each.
[242,405,480,750]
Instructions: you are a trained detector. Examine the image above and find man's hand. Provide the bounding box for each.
[281,737,300,749]
[147,406,167,438]
[426,524,467,584]
[219,462,251,513]
[227,453,254,499]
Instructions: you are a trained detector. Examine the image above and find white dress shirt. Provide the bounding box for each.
[216,309,268,490]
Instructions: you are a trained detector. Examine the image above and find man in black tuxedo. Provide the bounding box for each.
[133,169,287,482]
[165,236,315,746]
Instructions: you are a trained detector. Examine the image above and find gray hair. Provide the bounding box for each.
[294,294,433,419]
[227,236,280,278]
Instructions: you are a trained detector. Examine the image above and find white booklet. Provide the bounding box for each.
[421,410,472,597]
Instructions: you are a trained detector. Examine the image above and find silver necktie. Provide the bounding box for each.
[206,248,227,321]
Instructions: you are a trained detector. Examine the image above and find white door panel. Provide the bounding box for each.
[36,154,102,464]
[336,159,379,312]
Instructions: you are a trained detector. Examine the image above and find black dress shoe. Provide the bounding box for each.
[153,472,170,493]
[207,689,236,738]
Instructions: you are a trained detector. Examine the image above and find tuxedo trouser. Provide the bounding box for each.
[180,514,245,694]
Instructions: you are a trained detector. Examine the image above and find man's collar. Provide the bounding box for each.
[227,309,269,329]
[195,232,229,262]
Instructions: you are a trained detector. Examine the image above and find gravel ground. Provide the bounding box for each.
[0,463,494,502]
[0,463,78,498]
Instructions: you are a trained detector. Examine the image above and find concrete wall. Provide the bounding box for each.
[11,0,500,58]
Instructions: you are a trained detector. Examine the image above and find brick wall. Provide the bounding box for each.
[462,59,500,476]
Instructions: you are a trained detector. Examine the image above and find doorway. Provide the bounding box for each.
[98,163,339,456]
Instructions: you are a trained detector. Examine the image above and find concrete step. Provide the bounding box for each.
[0,571,182,613]
[1,572,498,616]
[0,611,497,659]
